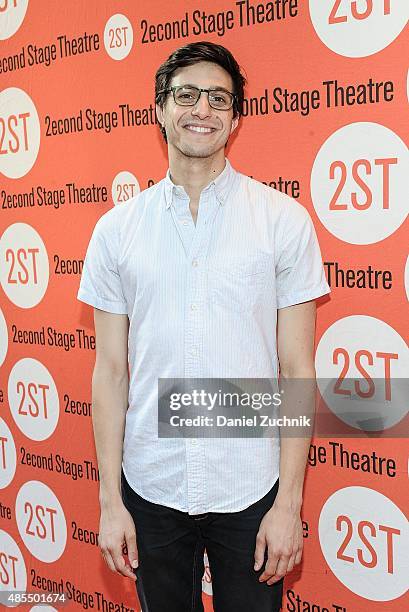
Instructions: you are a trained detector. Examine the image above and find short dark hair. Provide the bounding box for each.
[155,41,247,143]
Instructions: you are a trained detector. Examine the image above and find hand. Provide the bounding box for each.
[254,502,303,585]
[98,502,139,581]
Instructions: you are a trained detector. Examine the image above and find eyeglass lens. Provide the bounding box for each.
[174,86,233,109]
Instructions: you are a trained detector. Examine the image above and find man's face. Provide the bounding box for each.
[156,61,239,159]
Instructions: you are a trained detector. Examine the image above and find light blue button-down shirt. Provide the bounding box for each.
[77,158,330,514]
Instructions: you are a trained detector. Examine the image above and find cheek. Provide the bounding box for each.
[171,113,187,131]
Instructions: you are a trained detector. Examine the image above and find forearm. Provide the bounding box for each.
[91,365,129,509]
[275,437,311,511]
[275,372,316,511]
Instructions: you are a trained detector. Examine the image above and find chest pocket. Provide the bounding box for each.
[208,253,270,313]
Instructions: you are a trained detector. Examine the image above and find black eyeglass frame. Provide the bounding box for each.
[157,85,238,111]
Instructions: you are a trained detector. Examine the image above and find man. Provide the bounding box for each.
[77,41,330,612]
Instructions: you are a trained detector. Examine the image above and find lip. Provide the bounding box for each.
[183,124,217,134]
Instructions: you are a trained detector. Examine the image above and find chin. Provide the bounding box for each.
[184,149,214,158]
[178,142,224,159]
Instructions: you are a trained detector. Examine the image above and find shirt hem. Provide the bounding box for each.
[121,464,280,515]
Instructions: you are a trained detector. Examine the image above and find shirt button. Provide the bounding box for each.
[191,439,197,446]
[192,259,198,267]
[183,220,189,226]
[190,347,198,356]
[190,303,198,311]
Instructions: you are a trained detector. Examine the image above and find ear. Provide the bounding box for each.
[230,114,239,135]
[156,103,164,125]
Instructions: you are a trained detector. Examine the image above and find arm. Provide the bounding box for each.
[255,300,317,584]
[92,308,138,581]
[275,299,316,509]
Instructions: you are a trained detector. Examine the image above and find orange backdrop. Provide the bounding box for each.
[0,1,408,611]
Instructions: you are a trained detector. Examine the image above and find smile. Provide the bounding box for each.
[184,125,215,134]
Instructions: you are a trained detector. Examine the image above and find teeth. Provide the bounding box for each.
[185,126,213,133]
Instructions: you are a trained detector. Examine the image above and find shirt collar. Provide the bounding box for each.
[163,158,235,209]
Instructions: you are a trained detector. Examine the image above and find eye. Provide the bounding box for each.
[210,92,230,104]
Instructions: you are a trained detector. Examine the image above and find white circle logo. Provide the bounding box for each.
[0,0,29,40]
[0,88,40,178]
[0,418,16,489]
[0,530,27,605]
[319,487,409,601]
[315,315,409,431]
[0,306,8,366]
[111,171,140,205]
[15,480,67,562]
[8,358,59,441]
[0,223,49,308]
[309,0,409,58]
[104,14,134,61]
[311,122,408,244]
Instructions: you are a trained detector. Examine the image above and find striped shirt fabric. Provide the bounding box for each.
[77,158,330,514]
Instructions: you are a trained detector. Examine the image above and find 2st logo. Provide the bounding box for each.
[8,358,59,441]
[329,0,391,22]
[311,122,408,245]
[0,419,17,489]
[111,171,140,205]
[0,88,40,178]
[336,514,399,574]
[319,487,409,601]
[309,0,409,57]
[0,530,27,595]
[15,481,67,562]
[0,0,29,40]
[329,157,397,212]
[315,315,408,431]
[333,347,398,401]
[104,14,134,61]
[0,223,49,308]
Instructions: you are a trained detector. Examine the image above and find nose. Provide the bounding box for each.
[191,91,212,119]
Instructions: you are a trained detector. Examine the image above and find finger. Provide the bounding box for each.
[286,553,296,574]
[295,547,303,565]
[266,557,288,585]
[101,549,117,573]
[253,534,267,571]
[111,543,136,580]
[125,529,139,569]
[259,547,279,582]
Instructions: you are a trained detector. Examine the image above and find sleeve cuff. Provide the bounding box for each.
[276,283,331,309]
[77,288,128,315]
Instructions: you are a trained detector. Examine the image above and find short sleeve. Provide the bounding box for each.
[275,198,330,309]
[77,211,128,315]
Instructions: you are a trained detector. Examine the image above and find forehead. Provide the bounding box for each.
[170,61,233,90]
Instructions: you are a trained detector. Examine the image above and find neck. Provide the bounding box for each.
[168,148,226,202]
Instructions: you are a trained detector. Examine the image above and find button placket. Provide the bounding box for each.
[183,193,222,513]
[169,198,195,257]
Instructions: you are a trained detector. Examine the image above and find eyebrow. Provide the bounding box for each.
[175,83,232,93]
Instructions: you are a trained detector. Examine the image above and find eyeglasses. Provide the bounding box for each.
[157,85,237,111]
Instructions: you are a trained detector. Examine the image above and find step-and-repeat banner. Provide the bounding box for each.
[0,1,408,611]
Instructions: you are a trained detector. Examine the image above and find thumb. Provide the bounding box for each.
[125,530,139,568]
[254,534,266,571]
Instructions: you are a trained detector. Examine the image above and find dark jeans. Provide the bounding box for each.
[121,471,283,612]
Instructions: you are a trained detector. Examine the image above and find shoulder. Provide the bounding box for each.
[239,173,311,225]
[93,179,163,235]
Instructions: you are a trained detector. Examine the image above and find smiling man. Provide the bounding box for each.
[77,41,330,612]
